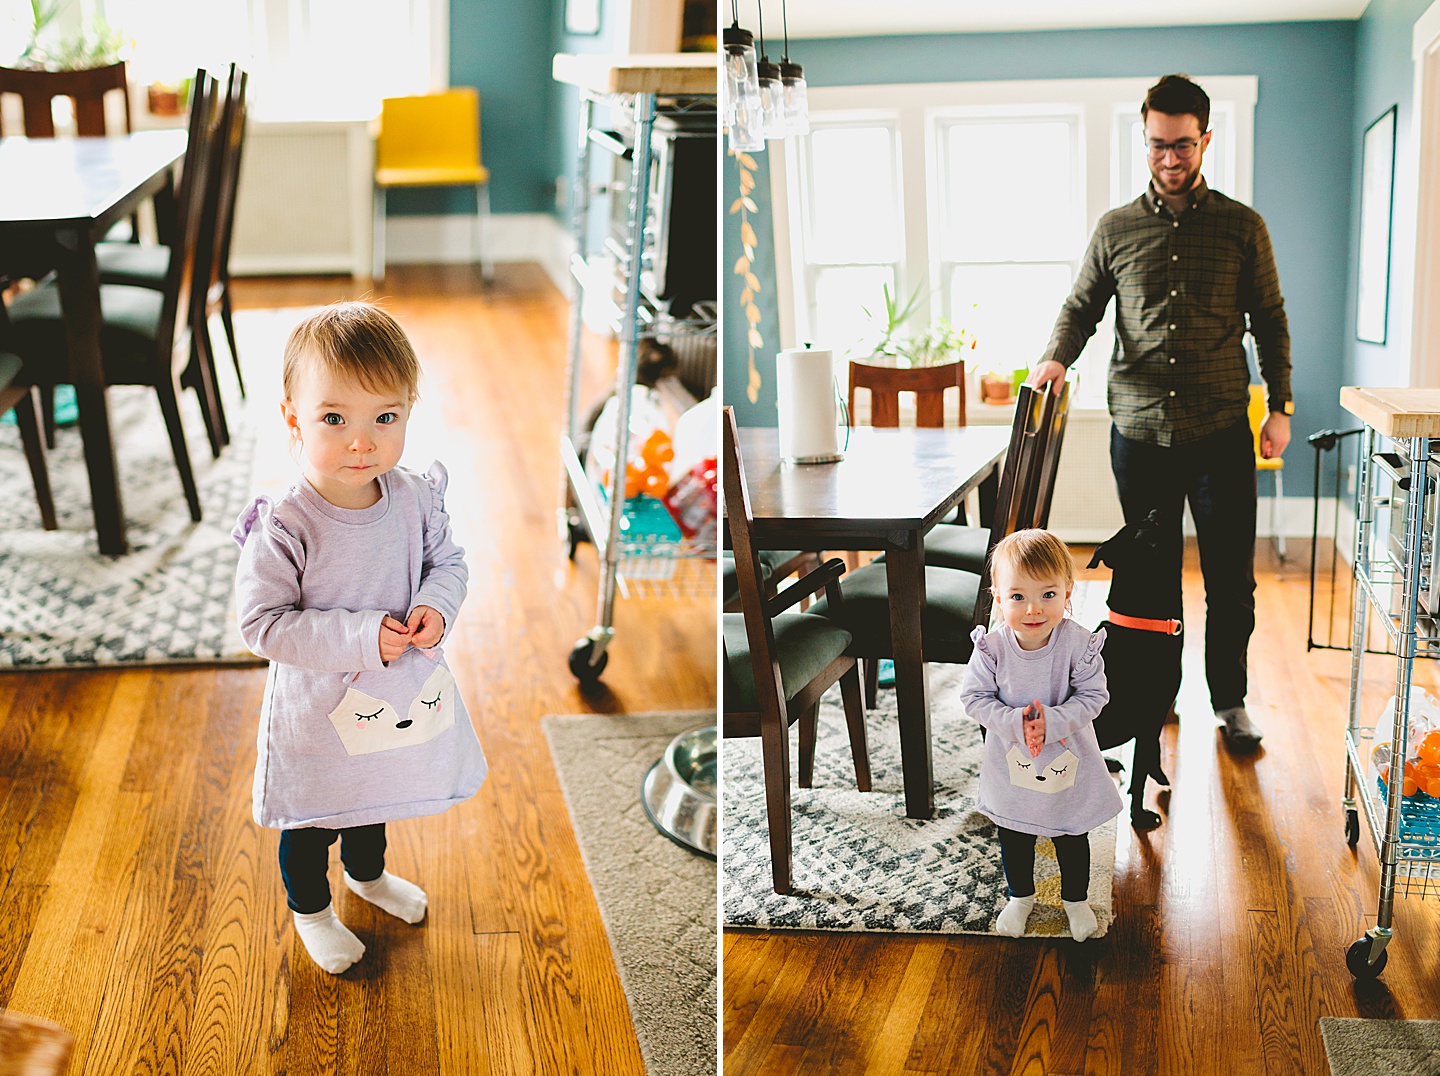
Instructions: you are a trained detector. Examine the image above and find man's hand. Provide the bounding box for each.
[379,615,412,663]
[1260,412,1290,459]
[1028,360,1067,396]
[406,605,445,649]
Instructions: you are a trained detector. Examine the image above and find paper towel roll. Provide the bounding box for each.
[776,346,844,463]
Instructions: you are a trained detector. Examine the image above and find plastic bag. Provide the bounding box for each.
[585,386,673,504]
[1370,688,1440,798]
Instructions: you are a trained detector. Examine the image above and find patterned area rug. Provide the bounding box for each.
[722,661,1119,938]
[1319,1018,1440,1076]
[0,307,318,668]
[543,712,717,1076]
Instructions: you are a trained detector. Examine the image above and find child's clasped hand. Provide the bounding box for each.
[378,605,444,662]
[1022,700,1046,757]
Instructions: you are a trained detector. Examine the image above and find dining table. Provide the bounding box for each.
[0,129,188,555]
[737,423,1012,819]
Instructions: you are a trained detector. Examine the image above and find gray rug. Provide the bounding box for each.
[1320,1018,1440,1076]
[722,662,1118,937]
[543,711,717,1076]
[0,308,334,669]
[0,381,259,667]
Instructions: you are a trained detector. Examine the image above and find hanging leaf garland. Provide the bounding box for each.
[728,148,763,403]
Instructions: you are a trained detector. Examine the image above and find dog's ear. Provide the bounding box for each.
[1089,521,1131,568]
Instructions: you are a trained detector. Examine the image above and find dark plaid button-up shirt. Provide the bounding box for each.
[1041,178,1291,447]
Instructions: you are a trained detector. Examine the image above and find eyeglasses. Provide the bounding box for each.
[1145,136,1205,160]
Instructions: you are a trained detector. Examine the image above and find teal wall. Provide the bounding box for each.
[390,0,610,218]
[1346,0,1432,388]
[722,20,1360,500]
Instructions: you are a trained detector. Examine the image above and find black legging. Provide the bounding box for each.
[997,826,1091,903]
[278,823,387,914]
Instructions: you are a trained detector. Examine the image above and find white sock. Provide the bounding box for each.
[345,870,428,924]
[293,904,365,974]
[1064,899,1098,942]
[995,894,1036,937]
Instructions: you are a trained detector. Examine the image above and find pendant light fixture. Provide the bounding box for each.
[778,0,808,136]
[723,1,764,152]
[755,0,787,141]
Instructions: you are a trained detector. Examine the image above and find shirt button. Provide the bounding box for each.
[1169,323,1177,330]
[1172,221,1179,228]
[1169,357,1176,364]
[1170,289,1177,296]
[1172,254,1178,261]
[1169,390,1176,397]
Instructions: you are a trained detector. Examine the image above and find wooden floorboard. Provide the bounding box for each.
[0,264,715,1074]
[723,541,1440,1074]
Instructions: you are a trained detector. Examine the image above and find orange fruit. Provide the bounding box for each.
[1419,730,1440,765]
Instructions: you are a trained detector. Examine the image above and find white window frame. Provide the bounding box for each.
[771,75,1258,412]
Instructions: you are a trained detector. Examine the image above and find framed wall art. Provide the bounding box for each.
[1356,104,1397,345]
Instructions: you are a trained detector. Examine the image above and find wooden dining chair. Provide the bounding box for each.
[3,71,221,525]
[847,358,966,429]
[96,64,250,449]
[923,383,1072,575]
[723,406,871,895]
[0,62,131,138]
[809,384,1061,706]
[0,350,57,531]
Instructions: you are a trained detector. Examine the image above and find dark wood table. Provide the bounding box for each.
[737,424,1011,818]
[0,130,187,554]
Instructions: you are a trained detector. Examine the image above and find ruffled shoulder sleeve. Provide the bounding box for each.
[425,460,449,500]
[1079,625,1107,665]
[969,625,994,659]
[232,495,272,547]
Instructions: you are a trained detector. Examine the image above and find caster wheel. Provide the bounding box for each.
[568,638,609,683]
[1345,936,1388,979]
[1345,809,1360,847]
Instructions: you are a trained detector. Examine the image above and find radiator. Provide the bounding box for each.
[229,119,374,277]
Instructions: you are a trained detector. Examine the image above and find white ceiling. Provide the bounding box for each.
[747,0,1371,40]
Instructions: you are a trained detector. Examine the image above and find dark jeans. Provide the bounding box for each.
[1110,418,1257,711]
[997,826,1091,903]
[278,823,387,914]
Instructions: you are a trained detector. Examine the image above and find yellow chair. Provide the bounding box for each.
[372,88,493,281]
[1248,384,1285,561]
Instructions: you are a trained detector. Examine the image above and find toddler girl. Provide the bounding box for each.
[234,302,487,974]
[960,528,1122,941]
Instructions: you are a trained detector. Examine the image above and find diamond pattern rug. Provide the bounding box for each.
[0,308,320,668]
[722,661,1119,938]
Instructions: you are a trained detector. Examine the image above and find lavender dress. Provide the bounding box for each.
[233,462,487,830]
[959,618,1123,837]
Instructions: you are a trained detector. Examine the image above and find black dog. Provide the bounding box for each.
[1088,510,1182,829]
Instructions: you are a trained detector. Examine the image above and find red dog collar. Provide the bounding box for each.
[1107,610,1183,636]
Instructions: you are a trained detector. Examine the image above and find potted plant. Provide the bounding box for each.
[14,0,127,71]
[859,282,977,369]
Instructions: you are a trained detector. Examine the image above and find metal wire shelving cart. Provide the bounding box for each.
[551,53,717,684]
[1338,387,1440,978]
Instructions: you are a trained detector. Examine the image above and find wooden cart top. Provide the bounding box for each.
[551,53,717,96]
[1341,387,1440,438]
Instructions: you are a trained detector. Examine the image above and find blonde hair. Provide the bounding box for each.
[282,302,421,404]
[989,529,1075,593]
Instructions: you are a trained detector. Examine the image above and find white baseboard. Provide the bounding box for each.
[383,212,571,277]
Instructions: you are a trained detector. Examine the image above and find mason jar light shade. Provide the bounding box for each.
[780,60,808,136]
[722,25,760,129]
[758,59,787,141]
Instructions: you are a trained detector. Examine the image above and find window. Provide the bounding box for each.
[774,76,1257,410]
[85,0,446,120]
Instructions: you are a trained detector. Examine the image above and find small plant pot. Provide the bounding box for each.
[979,374,1013,403]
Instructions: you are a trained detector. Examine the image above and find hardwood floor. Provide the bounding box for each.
[0,264,716,1074]
[723,540,1440,1075]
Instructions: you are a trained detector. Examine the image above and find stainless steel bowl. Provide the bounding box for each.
[641,724,716,858]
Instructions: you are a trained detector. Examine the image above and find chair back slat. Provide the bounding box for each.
[1029,383,1071,530]
[722,406,788,721]
[0,62,131,137]
[973,383,1060,628]
[847,359,966,429]
[195,65,247,304]
[157,71,219,351]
